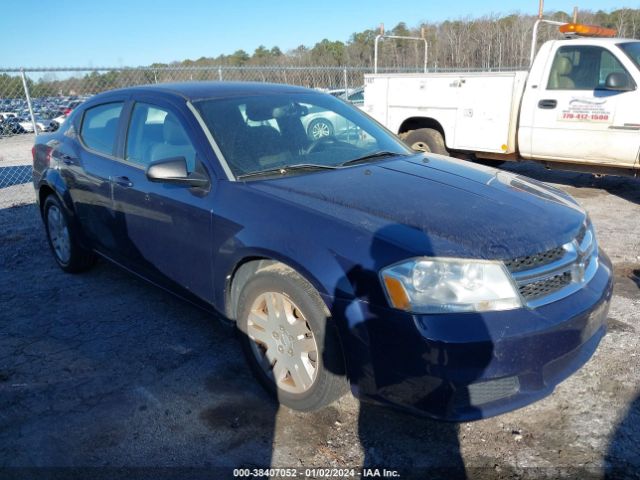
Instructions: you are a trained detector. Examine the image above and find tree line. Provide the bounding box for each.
[159,8,640,69]
[3,8,640,99]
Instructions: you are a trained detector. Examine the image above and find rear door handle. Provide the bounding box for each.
[61,154,76,165]
[111,176,133,188]
[538,99,557,109]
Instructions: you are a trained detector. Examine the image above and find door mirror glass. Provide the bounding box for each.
[146,156,209,188]
[605,72,634,91]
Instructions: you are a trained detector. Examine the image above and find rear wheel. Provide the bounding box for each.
[43,195,95,273]
[236,264,348,411]
[404,128,448,155]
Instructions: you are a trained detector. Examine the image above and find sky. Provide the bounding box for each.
[1,0,635,68]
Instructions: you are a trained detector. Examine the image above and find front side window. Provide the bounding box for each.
[126,103,196,172]
[194,92,410,178]
[80,102,123,156]
[548,45,630,90]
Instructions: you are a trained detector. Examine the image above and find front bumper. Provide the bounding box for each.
[331,251,613,421]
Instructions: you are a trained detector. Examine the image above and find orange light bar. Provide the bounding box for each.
[559,23,617,37]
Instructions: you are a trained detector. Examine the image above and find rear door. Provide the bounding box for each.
[110,97,215,302]
[529,44,640,166]
[71,100,126,254]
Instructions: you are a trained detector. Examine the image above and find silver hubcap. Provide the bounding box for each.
[247,292,319,394]
[311,122,330,139]
[410,141,430,152]
[47,205,71,263]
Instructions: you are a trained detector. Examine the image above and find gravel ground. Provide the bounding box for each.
[0,134,639,479]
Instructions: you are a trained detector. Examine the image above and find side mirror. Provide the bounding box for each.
[146,156,209,188]
[605,72,634,91]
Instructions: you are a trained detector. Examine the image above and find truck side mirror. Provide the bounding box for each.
[604,72,634,92]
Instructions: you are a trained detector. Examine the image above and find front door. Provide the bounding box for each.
[110,100,215,302]
[529,43,640,167]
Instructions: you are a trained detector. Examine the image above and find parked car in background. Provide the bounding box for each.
[32,82,612,420]
[49,100,85,131]
[340,86,364,106]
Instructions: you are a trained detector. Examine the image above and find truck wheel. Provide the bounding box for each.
[236,264,348,411]
[404,128,448,155]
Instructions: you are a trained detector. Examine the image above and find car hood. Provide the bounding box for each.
[247,154,586,260]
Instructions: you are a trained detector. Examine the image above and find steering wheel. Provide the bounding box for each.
[306,135,338,154]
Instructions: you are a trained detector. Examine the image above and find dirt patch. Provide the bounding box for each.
[562,186,608,199]
[613,263,640,300]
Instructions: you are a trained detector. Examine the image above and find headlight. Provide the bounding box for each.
[380,257,522,313]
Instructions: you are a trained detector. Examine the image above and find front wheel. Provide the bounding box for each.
[43,195,96,273]
[236,264,348,411]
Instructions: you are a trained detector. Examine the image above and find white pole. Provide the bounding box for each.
[20,69,38,136]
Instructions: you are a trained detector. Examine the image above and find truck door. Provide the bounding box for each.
[529,44,640,167]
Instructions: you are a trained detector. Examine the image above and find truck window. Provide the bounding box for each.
[618,42,640,71]
[547,45,630,91]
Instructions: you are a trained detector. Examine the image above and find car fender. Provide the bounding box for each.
[37,169,92,249]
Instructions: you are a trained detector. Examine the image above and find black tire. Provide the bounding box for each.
[43,195,96,273]
[236,264,348,411]
[404,128,448,155]
[307,118,334,141]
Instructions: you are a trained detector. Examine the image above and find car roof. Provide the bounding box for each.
[90,81,318,103]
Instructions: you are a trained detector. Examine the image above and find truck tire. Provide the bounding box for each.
[404,128,448,155]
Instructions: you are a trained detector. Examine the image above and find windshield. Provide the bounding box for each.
[194,92,411,179]
[618,42,640,71]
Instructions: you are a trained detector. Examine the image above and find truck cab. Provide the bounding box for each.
[519,38,640,169]
[363,25,640,176]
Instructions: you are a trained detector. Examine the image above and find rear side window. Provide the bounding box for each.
[80,102,124,156]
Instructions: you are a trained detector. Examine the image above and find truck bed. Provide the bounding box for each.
[363,71,529,154]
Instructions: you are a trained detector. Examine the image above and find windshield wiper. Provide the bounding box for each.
[339,151,407,167]
[236,163,338,180]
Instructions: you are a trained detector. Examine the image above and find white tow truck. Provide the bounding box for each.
[363,19,640,176]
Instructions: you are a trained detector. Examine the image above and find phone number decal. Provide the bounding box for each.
[558,97,613,123]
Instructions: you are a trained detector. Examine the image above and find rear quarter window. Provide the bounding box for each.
[80,102,124,156]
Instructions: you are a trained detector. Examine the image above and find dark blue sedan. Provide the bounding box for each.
[32,82,613,420]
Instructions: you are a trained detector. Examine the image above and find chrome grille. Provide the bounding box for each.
[504,246,565,273]
[506,222,598,308]
[518,272,572,300]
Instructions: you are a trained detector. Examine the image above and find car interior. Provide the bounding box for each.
[196,96,376,176]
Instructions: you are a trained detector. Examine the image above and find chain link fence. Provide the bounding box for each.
[0,64,523,137]
[0,64,521,188]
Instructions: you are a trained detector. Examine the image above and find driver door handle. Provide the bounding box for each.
[111,176,133,188]
[538,99,557,109]
[60,153,77,165]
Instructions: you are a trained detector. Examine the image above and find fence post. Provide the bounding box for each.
[20,69,38,136]
[343,68,348,95]
[218,67,223,81]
